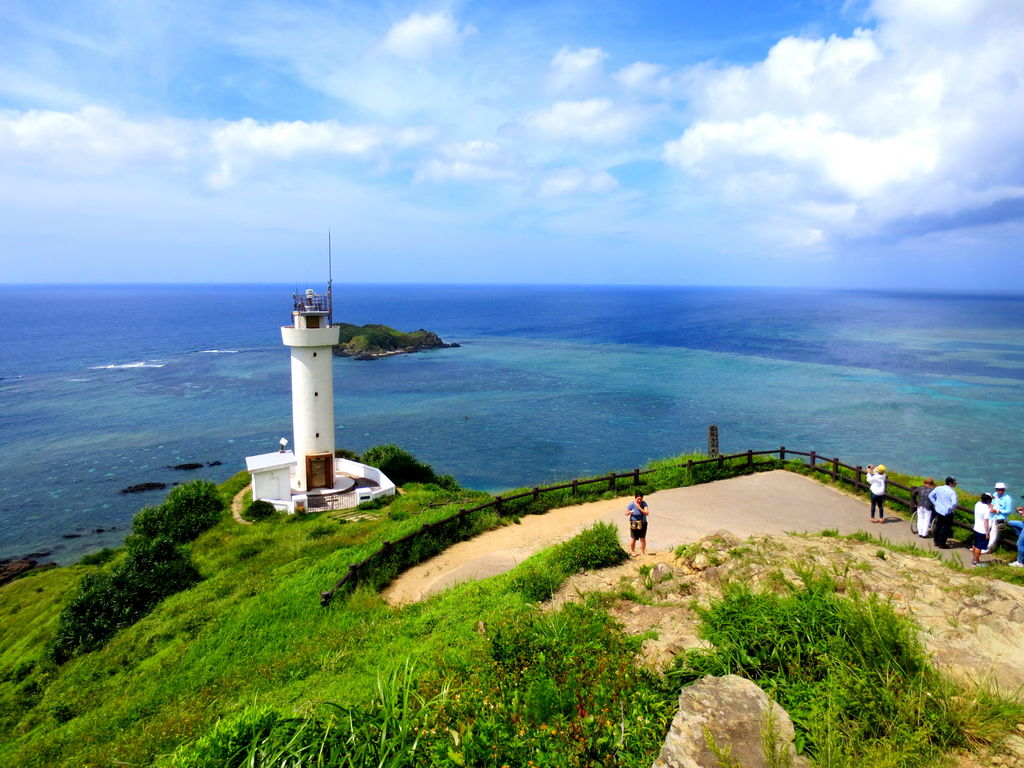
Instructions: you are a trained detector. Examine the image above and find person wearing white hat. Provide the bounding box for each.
[866,464,887,523]
[987,482,1013,553]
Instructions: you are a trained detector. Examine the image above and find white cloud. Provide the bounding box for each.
[513,99,644,144]
[0,107,435,190]
[663,0,1024,246]
[548,46,607,92]
[536,167,618,197]
[615,61,671,95]
[415,140,524,184]
[0,106,194,169]
[379,11,470,60]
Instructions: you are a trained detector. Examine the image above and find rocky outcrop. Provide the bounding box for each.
[654,674,808,768]
[332,323,459,359]
[121,482,167,493]
[0,558,56,587]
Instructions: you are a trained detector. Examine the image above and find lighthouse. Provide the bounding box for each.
[282,287,340,492]
[244,283,396,513]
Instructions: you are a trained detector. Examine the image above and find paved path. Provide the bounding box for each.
[383,471,980,604]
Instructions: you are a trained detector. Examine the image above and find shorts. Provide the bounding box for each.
[630,523,648,540]
[973,531,989,549]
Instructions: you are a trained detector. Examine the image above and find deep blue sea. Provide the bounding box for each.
[1,284,1022,564]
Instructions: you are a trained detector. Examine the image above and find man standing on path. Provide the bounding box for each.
[625,492,649,557]
[930,476,958,549]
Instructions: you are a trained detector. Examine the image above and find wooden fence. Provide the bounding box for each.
[319,447,987,606]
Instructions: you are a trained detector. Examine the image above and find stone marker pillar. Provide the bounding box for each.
[707,425,719,458]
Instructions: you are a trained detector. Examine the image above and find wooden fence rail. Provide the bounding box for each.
[319,447,987,606]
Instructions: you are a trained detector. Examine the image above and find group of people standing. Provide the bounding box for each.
[871,464,1024,567]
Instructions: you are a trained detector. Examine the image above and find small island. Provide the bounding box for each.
[332,322,460,360]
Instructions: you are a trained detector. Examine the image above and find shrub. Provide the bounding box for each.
[76,548,117,566]
[244,499,276,521]
[508,562,562,602]
[557,521,628,573]
[168,705,282,767]
[360,444,438,486]
[50,536,200,663]
[132,480,225,543]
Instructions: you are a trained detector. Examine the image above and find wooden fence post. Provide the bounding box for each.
[747,449,753,467]
[533,486,539,500]
[707,425,719,458]
[809,451,816,469]
[609,472,617,491]
[855,466,862,489]
[494,496,503,515]
[633,468,640,486]
[833,457,839,480]
[780,446,786,461]
[572,479,578,495]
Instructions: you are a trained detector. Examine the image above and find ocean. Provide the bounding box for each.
[1,284,1022,564]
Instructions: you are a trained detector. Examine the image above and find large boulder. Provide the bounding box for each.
[654,674,808,768]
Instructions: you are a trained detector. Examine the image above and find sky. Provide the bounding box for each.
[1,0,1022,288]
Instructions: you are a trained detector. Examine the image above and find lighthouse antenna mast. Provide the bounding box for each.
[327,230,334,327]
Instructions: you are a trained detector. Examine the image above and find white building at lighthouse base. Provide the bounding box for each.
[245,451,396,514]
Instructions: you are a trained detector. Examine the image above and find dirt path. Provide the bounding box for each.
[231,484,252,526]
[383,471,979,604]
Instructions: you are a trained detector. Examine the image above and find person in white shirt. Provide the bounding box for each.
[866,464,887,523]
[929,476,958,549]
[971,493,992,567]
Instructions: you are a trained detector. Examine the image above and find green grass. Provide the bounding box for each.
[668,570,1023,768]
[2,450,1020,767]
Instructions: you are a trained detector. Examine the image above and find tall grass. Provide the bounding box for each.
[668,569,1023,767]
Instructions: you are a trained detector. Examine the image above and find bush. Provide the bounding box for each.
[244,499,276,521]
[557,521,628,573]
[76,548,117,566]
[508,562,562,602]
[360,444,437,486]
[50,536,200,663]
[132,480,225,542]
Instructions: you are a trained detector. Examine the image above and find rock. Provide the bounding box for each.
[655,674,808,768]
[207,460,222,467]
[62,533,82,539]
[120,482,167,493]
[170,463,204,471]
[652,563,673,582]
[1,559,41,587]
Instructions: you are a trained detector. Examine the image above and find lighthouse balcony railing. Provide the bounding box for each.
[293,294,330,313]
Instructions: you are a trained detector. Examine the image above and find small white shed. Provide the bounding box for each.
[245,450,298,510]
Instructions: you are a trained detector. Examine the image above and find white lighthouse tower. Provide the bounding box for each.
[282,287,340,492]
[244,277,396,514]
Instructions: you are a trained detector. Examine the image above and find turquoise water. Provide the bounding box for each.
[1,285,1022,563]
